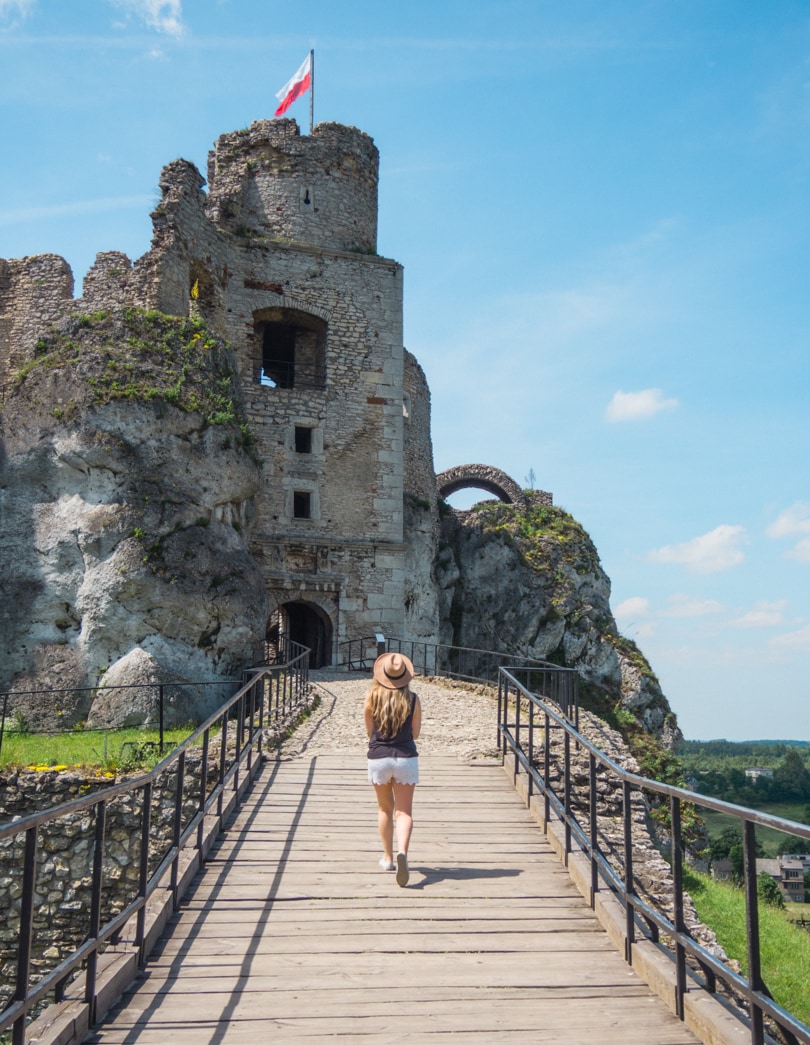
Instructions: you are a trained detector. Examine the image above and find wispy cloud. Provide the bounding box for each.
[766,501,810,563]
[108,0,184,37]
[660,594,725,618]
[770,624,810,650]
[730,600,787,629]
[0,196,153,227]
[605,387,679,422]
[648,524,747,574]
[613,596,650,620]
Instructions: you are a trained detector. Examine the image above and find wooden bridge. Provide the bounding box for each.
[78,748,713,1044]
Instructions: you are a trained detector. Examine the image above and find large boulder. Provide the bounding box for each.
[86,647,229,728]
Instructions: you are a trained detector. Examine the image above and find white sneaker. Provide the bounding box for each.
[379,856,395,871]
[396,851,409,887]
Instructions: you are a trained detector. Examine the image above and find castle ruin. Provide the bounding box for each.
[1,119,540,677]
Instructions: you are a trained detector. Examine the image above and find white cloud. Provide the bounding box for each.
[766,502,810,563]
[613,596,650,620]
[605,387,679,422]
[770,624,810,650]
[730,600,787,629]
[0,0,34,21]
[660,593,725,618]
[648,524,747,574]
[108,0,184,36]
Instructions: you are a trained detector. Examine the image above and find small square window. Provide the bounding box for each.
[293,491,311,519]
[295,426,313,453]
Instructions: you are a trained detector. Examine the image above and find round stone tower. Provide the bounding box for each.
[206,119,379,254]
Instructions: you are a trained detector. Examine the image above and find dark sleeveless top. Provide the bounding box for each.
[367,692,418,759]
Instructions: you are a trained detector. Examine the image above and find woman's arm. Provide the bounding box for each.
[364,696,375,739]
[411,694,422,740]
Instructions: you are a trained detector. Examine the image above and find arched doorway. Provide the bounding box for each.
[265,601,333,668]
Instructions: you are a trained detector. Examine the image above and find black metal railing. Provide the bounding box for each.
[337,635,579,723]
[0,681,238,760]
[0,644,310,1045]
[497,667,810,1045]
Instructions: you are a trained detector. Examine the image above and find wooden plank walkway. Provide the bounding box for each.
[86,753,700,1043]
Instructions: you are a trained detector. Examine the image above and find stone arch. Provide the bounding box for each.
[437,464,526,506]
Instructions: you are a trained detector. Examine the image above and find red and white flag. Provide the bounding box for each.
[274,53,312,117]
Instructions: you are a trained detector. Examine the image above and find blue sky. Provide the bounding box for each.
[1,0,808,741]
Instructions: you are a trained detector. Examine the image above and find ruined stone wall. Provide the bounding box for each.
[403,350,441,642]
[0,255,74,400]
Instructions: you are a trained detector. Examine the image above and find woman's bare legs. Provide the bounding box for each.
[392,781,415,855]
[373,783,395,862]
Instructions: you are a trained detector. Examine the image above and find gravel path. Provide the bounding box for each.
[275,670,502,763]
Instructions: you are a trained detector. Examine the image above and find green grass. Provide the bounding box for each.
[0,727,196,774]
[698,802,808,857]
[684,866,810,1027]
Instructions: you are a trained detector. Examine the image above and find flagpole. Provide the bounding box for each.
[309,49,315,134]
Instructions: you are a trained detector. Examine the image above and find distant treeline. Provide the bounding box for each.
[680,739,809,758]
[678,741,810,808]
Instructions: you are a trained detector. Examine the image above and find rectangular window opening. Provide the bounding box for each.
[293,491,312,519]
[295,426,313,453]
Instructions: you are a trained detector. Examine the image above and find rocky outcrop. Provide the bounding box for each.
[0,308,268,727]
[436,494,681,748]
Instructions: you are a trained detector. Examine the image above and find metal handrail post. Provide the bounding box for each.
[623,778,635,962]
[84,798,107,1024]
[743,819,764,1045]
[136,780,153,962]
[12,825,38,1045]
[671,795,686,1020]
[170,752,186,908]
[589,753,598,906]
[563,730,571,861]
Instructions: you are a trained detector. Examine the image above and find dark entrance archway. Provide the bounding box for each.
[265,601,333,668]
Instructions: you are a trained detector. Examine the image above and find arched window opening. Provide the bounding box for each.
[254,308,327,390]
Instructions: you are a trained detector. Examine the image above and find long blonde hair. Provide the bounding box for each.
[366,680,412,738]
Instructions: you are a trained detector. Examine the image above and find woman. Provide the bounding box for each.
[364,652,421,887]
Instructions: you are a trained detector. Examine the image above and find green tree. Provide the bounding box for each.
[710,825,742,862]
[777,835,810,856]
[773,748,810,801]
[757,872,785,908]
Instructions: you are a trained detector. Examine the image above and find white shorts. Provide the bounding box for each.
[367,756,419,786]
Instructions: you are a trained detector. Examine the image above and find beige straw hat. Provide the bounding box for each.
[373,652,415,689]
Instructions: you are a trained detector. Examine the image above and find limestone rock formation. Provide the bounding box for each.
[0,308,267,728]
[437,494,681,748]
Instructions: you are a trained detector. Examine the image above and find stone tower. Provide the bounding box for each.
[146,117,438,665]
[165,120,415,663]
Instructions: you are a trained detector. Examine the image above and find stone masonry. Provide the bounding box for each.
[1,120,441,669]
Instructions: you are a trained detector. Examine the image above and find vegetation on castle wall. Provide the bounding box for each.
[14,308,254,450]
[472,498,601,577]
